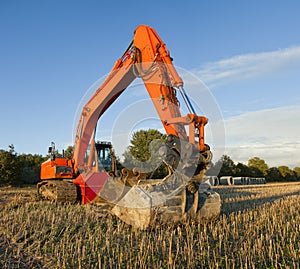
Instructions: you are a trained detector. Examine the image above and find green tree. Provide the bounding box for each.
[8,144,15,154]
[127,129,166,162]
[0,145,48,186]
[248,166,264,177]
[278,166,296,181]
[214,155,236,177]
[0,146,20,186]
[235,162,251,177]
[293,167,300,180]
[248,157,269,176]
[18,153,47,184]
[64,145,74,159]
[123,129,167,178]
[266,167,282,182]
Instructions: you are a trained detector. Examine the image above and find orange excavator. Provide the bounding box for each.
[38,25,221,229]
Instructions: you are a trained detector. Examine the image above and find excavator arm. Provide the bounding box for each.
[73,25,209,173]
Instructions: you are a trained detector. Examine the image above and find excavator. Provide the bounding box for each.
[38,25,221,229]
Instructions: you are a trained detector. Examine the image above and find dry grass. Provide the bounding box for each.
[0,182,300,268]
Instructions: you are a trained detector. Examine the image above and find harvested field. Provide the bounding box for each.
[0,182,299,268]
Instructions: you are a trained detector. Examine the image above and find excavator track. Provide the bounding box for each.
[37,180,78,203]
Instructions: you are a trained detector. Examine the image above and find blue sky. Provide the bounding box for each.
[1,0,300,168]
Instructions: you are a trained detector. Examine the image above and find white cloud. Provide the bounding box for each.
[195,46,300,88]
[223,105,300,168]
[189,46,300,167]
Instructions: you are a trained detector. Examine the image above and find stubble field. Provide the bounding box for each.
[0,182,299,269]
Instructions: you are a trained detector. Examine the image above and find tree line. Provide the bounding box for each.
[0,144,76,186]
[206,154,300,182]
[0,145,47,186]
[1,129,299,186]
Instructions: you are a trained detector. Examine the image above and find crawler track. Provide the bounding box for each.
[37,180,78,203]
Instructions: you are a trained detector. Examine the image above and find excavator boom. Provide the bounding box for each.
[73,25,209,173]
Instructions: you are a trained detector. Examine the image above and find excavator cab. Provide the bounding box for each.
[95,141,114,172]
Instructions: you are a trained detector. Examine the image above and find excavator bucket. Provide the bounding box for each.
[97,169,221,229]
[111,186,152,229]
